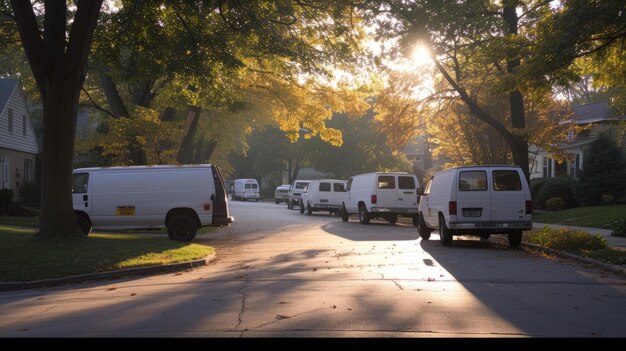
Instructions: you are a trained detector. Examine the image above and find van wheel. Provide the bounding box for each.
[358,205,371,224]
[275,200,279,204]
[167,215,198,242]
[480,233,491,239]
[341,206,349,222]
[508,230,522,248]
[76,215,92,236]
[307,203,313,215]
[439,215,452,246]
[412,214,419,227]
[388,215,398,225]
[417,213,431,240]
[299,202,305,214]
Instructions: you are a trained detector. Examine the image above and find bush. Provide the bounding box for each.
[545,197,564,211]
[530,178,549,206]
[600,194,614,205]
[578,131,626,205]
[18,180,41,208]
[609,219,626,237]
[535,177,578,210]
[0,188,14,201]
[528,227,607,254]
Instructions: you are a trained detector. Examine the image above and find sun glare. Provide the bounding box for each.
[411,46,433,66]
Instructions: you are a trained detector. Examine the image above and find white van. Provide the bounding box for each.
[417,165,532,247]
[287,180,311,209]
[341,172,420,225]
[232,178,261,201]
[299,179,346,215]
[72,164,233,242]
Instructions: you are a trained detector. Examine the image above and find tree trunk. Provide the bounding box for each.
[11,0,104,239]
[38,72,84,238]
[99,70,129,118]
[176,106,201,164]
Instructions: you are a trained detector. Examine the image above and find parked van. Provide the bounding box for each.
[72,164,233,242]
[232,178,261,201]
[274,184,290,204]
[287,180,311,209]
[416,165,532,247]
[341,172,420,225]
[299,179,346,215]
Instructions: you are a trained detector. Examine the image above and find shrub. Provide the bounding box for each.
[530,178,549,201]
[600,194,614,205]
[0,188,14,201]
[535,176,578,210]
[545,197,564,211]
[528,227,607,254]
[578,131,626,205]
[609,219,626,237]
[18,180,41,208]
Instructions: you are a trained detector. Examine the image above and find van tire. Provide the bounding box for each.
[275,200,279,204]
[167,215,198,242]
[439,215,452,246]
[508,230,522,248]
[307,203,312,215]
[388,214,398,225]
[358,205,371,224]
[76,215,92,236]
[412,214,419,227]
[341,206,349,222]
[417,214,431,240]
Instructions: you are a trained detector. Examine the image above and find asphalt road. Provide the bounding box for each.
[0,200,625,337]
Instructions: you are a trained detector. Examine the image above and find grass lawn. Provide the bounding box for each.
[0,226,214,282]
[532,204,626,228]
[0,215,39,227]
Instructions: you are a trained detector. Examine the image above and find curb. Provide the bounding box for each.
[519,242,626,276]
[0,253,216,292]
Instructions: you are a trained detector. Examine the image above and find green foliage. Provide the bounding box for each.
[585,248,626,266]
[545,197,565,212]
[530,178,549,204]
[609,219,626,238]
[578,131,626,205]
[535,176,579,210]
[528,227,607,254]
[532,204,626,228]
[0,189,14,201]
[17,180,41,208]
[600,194,614,205]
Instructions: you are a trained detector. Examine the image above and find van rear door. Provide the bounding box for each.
[455,169,491,224]
[376,175,397,209]
[211,165,233,225]
[490,169,526,222]
[397,175,418,211]
[72,172,91,216]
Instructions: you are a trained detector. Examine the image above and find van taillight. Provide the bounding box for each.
[526,200,533,214]
[371,195,377,204]
[449,201,457,215]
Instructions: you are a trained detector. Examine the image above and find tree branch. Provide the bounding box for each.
[81,87,114,118]
[10,0,47,96]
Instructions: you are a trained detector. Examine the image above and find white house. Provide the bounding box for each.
[529,100,626,180]
[0,79,39,200]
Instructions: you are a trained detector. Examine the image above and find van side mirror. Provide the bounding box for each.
[416,187,424,195]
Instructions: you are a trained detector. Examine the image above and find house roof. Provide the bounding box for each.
[0,79,19,111]
[570,100,624,124]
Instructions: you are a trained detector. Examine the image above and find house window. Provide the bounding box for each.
[568,154,581,179]
[23,159,32,182]
[8,108,13,133]
[542,157,553,178]
[22,115,27,136]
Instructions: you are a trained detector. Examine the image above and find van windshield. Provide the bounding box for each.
[245,183,258,189]
[295,182,308,189]
[72,173,89,193]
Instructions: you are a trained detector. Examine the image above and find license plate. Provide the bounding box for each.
[463,209,481,217]
[116,206,135,216]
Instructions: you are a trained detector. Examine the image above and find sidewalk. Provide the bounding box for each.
[533,222,626,251]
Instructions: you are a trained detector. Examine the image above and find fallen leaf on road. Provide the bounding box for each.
[107,287,117,291]
[130,293,137,296]
[427,277,435,282]
[313,268,317,271]
[276,314,289,319]
[347,308,352,311]
[332,305,337,309]
[19,329,28,332]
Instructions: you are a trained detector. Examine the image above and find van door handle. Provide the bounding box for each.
[210,194,215,200]
[83,195,88,201]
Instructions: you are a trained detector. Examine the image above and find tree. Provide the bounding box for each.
[579,130,626,205]
[10,1,103,239]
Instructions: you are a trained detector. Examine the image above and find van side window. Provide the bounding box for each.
[333,183,345,192]
[245,184,253,189]
[72,173,89,193]
[398,176,415,189]
[319,182,331,192]
[346,179,353,191]
[459,171,487,191]
[378,176,395,189]
[493,170,522,191]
